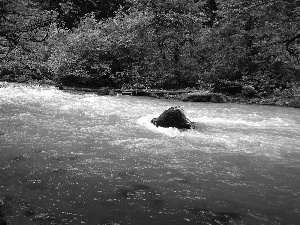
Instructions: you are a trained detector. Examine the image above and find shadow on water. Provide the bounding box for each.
[0,196,9,225]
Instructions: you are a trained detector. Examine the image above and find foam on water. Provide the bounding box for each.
[1,83,300,224]
[1,82,300,158]
[192,116,293,127]
[137,115,182,137]
[136,112,300,157]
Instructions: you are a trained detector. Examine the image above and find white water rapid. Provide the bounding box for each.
[0,83,300,225]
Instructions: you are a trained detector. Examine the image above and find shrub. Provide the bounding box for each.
[213,80,243,94]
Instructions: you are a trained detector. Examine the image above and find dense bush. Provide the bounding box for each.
[1,0,299,96]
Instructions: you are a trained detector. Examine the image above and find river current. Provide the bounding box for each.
[0,83,300,225]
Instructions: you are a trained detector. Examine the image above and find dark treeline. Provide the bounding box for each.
[1,0,300,98]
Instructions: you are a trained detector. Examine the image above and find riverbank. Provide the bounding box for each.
[58,85,300,108]
[1,81,300,108]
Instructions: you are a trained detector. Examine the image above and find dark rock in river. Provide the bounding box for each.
[151,106,194,129]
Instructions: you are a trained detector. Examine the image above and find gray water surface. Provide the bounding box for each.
[0,83,300,225]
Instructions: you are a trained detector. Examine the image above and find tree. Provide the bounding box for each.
[0,0,57,82]
[46,9,147,87]
[0,0,55,60]
[122,0,208,88]
[40,0,128,29]
[207,0,300,95]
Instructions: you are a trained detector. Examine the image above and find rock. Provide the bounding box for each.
[275,99,285,106]
[248,98,260,104]
[180,92,227,103]
[97,87,110,95]
[109,89,116,96]
[289,97,300,108]
[151,106,194,129]
[210,93,227,103]
[180,93,211,102]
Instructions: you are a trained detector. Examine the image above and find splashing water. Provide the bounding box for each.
[0,83,300,225]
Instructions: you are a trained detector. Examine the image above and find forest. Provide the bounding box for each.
[1,0,300,99]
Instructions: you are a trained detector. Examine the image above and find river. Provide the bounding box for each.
[0,83,300,225]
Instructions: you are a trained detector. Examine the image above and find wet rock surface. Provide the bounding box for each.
[151,106,194,129]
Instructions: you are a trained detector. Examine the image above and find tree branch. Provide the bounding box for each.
[285,33,300,56]
[0,46,15,62]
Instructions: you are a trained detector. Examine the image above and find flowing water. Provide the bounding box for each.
[0,82,300,225]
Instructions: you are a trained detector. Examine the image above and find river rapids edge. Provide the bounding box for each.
[1,81,300,109]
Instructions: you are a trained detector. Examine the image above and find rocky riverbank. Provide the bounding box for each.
[237,96,300,108]
[147,90,300,108]
[150,91,300,108]
[1,82,300,108]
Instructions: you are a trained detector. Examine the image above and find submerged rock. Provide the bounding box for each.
[151,106,194,129]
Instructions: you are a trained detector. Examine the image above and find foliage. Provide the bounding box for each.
[207,0,300,96]
[1,0,300,98]
[0,0,56,82]
[121,0,208,88]
[46,9,150,87]
[42,0,128,29]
